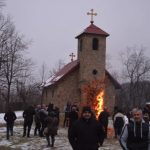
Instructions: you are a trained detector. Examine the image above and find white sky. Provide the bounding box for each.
[2,0,150,78]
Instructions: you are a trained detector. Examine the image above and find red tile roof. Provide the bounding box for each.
[44,60,79,87]
[76,23,109,38]
[44,60,121,89]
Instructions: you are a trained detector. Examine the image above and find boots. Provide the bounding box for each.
[27,127,31,137]
[46,136,50,147]
[51,136,55,147]
[23,129,26,137]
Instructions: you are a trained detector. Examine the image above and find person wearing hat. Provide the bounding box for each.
[68,106,105,150]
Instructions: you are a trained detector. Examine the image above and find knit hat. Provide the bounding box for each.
[82,106,92,113]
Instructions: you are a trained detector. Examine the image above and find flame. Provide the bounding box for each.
[94,90,104,119]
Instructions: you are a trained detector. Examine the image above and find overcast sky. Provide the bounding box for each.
[2,0,150,77]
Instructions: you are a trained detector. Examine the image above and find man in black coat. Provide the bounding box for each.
[120,108,150,150]
[4,107,17,140]
[98,107,110,139]
[68,106,105,150]
[23,105,35,137]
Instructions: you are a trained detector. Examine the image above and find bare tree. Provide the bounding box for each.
[38,62,49,105]
[120,46,150,107]
[106,54,112,70]
[49,59,65,77]
[39,62,48,84]
[0,16,33,109]
[16,76,41,106]
[0,15,14,75]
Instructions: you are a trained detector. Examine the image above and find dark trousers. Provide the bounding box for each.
[114,126,123,137]
[34,122,41,136]
[6,123,14,139]
[40,122,46,137]
[46,134,55,147]
[63,117,69,127]
[103,124,108,138]
[23,121,32,137]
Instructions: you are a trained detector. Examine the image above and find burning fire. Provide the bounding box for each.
[94,90,104,119]
[82,80,106,119]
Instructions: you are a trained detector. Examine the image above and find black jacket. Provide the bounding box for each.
[68,117,105,150]
[4,111,17,125]
[23,106,35,124]
[120,121,150,150]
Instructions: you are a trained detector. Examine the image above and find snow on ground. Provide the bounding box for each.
[0,111,23,125]
[0,111,122,150]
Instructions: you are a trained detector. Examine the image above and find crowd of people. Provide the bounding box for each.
[3,102,150,150]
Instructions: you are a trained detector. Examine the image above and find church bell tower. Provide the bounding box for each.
[76,9,109,87]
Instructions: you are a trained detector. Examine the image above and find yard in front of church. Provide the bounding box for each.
[0,111,122,150]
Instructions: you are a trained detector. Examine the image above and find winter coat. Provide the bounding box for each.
[4,111,17,125]
[120,120,150,150]
[114,112,125,128]
[68,117,105,150]
[98,110,109,127]
[45,116,58,136]
[39,109,48,123]
[23,106,35,125]
[69,110,78,128]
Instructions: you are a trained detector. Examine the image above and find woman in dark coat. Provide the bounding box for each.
[44,111,58,147]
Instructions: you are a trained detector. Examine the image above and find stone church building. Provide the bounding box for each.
[42,12,121,113]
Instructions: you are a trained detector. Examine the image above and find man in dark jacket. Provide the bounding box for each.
[23,105,35,137]
[98,107,110,139]
[120,108,150,150]
[68,106,105,150]
[4,107,17,140]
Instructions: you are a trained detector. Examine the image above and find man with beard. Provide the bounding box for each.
[68,106,104,150]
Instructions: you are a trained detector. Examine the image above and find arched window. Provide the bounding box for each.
[92,38,99,50]
[78,39,83,51]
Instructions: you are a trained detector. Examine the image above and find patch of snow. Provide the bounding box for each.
[44,74,64,87]
[0,111,122,150]
[0,111,23,124]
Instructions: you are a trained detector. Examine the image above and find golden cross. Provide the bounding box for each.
[69,53,75,62]
[87,9,97,24]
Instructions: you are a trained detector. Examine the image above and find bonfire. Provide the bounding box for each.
[82,80,106,119]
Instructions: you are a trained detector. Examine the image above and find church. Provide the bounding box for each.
[42,9,121,115]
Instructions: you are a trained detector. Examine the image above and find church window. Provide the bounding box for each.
[79,39,83,51]
[92,69,98,75]
[92,38,99,50]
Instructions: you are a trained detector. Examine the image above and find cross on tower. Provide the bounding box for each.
[87,9,97,24]
[69,53,75,62]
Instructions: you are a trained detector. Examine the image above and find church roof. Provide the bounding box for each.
[76,23,109,38]
[44,60,79,87]
[44,60,121,89]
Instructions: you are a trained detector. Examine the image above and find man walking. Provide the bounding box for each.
[120,108,150,150]
[68,106,104,150]
[4,107,17,140]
